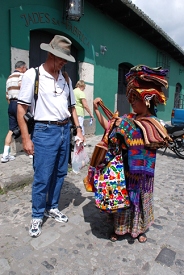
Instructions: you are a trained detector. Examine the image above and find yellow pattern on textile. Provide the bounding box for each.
[129,138,144,147]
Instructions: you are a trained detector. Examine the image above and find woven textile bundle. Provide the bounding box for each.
[134,117,172,149]
[125,65,168,105]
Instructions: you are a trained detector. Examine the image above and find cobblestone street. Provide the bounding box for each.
[0,136,184,275]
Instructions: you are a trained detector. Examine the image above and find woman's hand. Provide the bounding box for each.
[93,97,108,130]
[93,97,102,110]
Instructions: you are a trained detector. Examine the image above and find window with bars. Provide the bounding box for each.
[174,83,183,108]
[156,51,170,98]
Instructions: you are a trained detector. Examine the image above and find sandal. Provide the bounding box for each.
[110,233,118,242]
[137,233,147,243]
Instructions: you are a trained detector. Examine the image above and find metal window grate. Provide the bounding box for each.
[156,51,170,98]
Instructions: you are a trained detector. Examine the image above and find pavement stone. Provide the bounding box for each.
[0,135,184,275]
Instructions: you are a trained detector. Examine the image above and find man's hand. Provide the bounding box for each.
[17,103,34,155]
[76,128,84,143]
[22,137,34,156]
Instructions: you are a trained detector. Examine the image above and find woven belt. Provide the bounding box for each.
[10,98,18,101]
[35,119,69,126]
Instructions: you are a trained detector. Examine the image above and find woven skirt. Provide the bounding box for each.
[113,187,154,238]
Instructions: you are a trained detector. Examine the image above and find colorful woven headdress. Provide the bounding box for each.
[126,65,168,106]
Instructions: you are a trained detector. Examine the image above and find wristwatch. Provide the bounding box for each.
[76,125,82,129]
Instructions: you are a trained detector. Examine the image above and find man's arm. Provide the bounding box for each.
[6,78,10,104]
[6,92,10,104]
[17,104,34,155]
[70,107,84,141]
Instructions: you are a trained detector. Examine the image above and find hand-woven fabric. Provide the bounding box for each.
[125,65,168,105]
[108,113,157,237]
[133,117,172,149]
[85,112,165,237]
[109,114,156,210]
[89,110,119,167]
[94,152,130,213]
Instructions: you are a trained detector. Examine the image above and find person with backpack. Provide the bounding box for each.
[17,35,83,237]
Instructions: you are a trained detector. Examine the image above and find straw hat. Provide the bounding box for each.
[40,35,75,62]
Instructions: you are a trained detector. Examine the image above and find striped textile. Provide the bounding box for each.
[6,71,23,99]
[89,101,119,167]
[134,117,172,149]
[125,65,168,105]
[113,182,154,238]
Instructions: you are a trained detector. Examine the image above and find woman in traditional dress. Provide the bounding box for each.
[93,65,169,243]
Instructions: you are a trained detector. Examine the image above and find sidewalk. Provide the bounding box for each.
[0,135,184,275]
[0,135,101,191]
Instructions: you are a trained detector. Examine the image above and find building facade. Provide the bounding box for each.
[1,0,184,152]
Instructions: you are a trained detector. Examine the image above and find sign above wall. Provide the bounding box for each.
[10,5,89,50]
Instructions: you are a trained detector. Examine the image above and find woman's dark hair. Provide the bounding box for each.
[149,99,157,116]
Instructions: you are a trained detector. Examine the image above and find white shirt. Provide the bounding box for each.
[6,71,23,99]
[18,65,76,121]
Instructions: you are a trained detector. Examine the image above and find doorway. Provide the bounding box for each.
[117,63,132,115]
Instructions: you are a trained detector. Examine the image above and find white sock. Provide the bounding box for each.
[3,145,10,157]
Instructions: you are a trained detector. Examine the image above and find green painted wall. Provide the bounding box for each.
[82,3,184,133]
[1,1,184,151]
[0,0,66,151]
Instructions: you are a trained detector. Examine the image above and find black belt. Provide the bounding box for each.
[35,119,69,126]
[10,98,18,101]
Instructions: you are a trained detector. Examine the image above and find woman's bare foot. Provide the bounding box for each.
[110,233,118,242]
[137,233,147,243]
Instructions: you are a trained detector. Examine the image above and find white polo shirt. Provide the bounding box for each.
[18,64,75,121]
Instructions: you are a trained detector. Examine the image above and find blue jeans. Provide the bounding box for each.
[32,122,70,218]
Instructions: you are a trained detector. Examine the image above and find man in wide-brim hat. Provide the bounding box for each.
[17,35,83,237]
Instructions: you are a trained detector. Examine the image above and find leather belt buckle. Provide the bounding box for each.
[34,119,69,126]
[56,118,69,125]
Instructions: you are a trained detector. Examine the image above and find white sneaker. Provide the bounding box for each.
[29,218,43,237]
[44,208,68,223]
[1,155,15,163]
